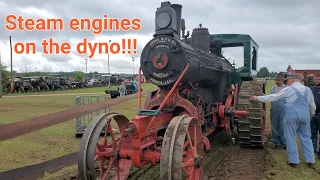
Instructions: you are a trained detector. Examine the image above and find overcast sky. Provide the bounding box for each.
[0,0,319,74]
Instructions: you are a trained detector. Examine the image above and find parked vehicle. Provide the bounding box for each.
[104,81,141,98]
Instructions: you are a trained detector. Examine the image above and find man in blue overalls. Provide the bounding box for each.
[310,73,320,158]
[252,74,316,168]
[270,73,287,149]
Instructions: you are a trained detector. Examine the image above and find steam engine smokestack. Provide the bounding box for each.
[171,4,182,37]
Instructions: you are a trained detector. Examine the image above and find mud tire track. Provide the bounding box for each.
[206,146,266,180]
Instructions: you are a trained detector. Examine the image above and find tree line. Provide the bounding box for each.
[257,67,277,78]
[237,66,277,78]
[0,63,89,88]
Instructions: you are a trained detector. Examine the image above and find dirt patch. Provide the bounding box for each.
[206,145,267,180]
[129,132,269,180]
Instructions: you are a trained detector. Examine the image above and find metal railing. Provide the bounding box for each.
[75,95,111,136]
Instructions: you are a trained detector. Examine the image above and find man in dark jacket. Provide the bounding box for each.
[310,73,320,158]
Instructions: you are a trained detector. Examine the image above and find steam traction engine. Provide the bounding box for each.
[78,1,266,180]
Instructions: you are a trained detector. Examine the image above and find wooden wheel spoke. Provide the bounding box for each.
[115,161,120,180]
[102,124,109,146]
[193,125,197,155]
[107,123,117,149]
[99,159,105,180]
[102,157,116,180]
[182,158,194,167]
[182,167,192,177]
[94,155,99,162]
[186,131,195,156]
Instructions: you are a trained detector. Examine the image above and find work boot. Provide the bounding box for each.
[273,144,281,149]
[287,162,299,168]
[307,163,316,169]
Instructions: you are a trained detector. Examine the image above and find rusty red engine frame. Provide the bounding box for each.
[78,65,250,180]
[127,65,246,165]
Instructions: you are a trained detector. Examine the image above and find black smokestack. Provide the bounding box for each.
[171,4,182,37]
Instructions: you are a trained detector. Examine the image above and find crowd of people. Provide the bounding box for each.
[252,73,320,168]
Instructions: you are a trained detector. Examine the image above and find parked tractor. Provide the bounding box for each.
[50,79,64,90]
[58,77,74,89]
[70,81,82,89]
[46,74,64,90]
[78,2,266,180]
[31,76,50,91]
[20,77,35,92]
[6,78,24,93]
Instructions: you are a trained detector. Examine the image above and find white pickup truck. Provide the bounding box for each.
[87,79,102,87]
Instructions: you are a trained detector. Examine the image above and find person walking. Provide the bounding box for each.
[251,74,316,168]
[269,73,287,149]
[119,82,126,97]
[310,73,320,158]
[264,78,268,87]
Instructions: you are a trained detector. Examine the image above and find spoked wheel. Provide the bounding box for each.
[78,112,132,180]
[160,114,204,180]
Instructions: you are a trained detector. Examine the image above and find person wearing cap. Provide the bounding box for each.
[251,73,316,168]
[310,73,320,158]
[269,73,287,149]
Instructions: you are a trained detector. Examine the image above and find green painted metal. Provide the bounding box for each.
[137,110,159,116]
[210,34,259,80]
[230,71,242,86]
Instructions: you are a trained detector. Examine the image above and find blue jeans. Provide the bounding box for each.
[119,91,125,97]
[311,115,320,153]
[270,107,285,145]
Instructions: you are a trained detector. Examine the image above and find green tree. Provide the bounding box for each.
[74,71,85,81]
[257,67,270,78]
[237,66,244,72]
[1,62,10,89]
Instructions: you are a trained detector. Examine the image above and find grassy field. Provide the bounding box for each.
[1,81,320,179]
[0,83,157,179]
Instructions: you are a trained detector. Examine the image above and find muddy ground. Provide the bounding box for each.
[68,130,270,180]
[128,131,268,180]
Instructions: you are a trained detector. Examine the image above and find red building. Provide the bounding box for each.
[287,64,320,79]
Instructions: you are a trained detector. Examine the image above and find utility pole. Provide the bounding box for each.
[0,48,2,98]
[85,58,88,74]
[9,36,13,94]
[132,57,135,76]
[108,40,111,88]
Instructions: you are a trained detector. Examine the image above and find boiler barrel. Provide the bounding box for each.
[140,35,233,88]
